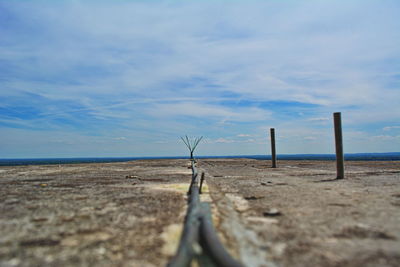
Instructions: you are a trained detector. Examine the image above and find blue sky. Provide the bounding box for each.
[1,0,400,158]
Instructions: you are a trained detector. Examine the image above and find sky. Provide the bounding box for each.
[0,0,400,158]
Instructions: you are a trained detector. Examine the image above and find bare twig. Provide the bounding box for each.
[181,135,203,160]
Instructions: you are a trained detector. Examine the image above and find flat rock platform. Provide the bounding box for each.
[0,159,399,266]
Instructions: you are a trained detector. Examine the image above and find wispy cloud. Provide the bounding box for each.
[308,117,329,122]
[383,126,400,131]
[1,1,400,157]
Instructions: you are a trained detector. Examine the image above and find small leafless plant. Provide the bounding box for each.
[181,135,203,160]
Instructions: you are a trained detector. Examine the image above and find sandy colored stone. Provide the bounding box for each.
[0,159,399,266]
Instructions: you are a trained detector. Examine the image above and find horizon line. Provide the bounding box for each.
[1,152,400,160]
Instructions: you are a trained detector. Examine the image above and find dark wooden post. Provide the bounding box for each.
[333,112,344,179]
[270,128,277,168]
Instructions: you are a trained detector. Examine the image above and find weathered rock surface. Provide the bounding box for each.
[0,160,190,267]
[199,159,400,267]
[1,159,400,266]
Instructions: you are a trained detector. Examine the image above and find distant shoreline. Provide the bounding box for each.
[1,152,400,166]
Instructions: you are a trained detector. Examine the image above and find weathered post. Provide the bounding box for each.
[199,172,205,194]
[333,112,344,179]
[270,128,277,168]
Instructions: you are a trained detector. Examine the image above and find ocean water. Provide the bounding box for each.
[0,153,399,166]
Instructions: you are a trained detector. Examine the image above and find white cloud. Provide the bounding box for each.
[215,138,235,144]
[383,126,400,131]
[1,1,400,157]
[144,102,271,122]
[112,137,127,141]
[304,136,317,141]
[371,135,400,141]
[308,117,329,122]
[237,134,251,137]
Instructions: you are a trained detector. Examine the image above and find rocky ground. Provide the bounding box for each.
[0,159,399,267]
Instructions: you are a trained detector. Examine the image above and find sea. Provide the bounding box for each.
[1,152,400,166]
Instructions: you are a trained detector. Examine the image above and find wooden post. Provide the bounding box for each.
[333,112,344,179]
[270,128,277,168]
